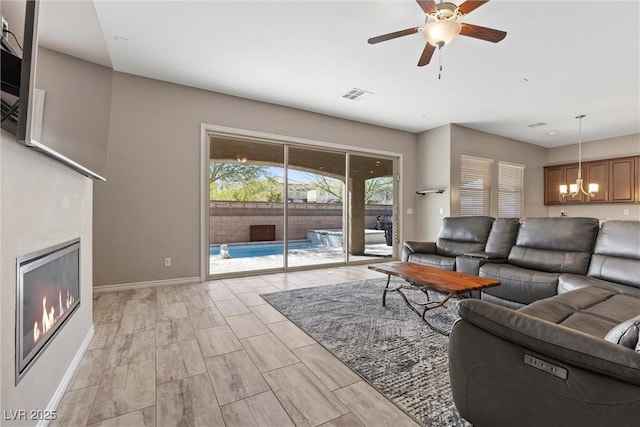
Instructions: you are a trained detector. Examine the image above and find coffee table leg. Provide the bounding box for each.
[421,292,454,320]
[419,292,456,336]
[382,274,391,306]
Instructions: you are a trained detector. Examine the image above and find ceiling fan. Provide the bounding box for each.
[368,0,507,67]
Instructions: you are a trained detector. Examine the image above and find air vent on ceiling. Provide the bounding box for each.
[342,88,373,101]
[527,122,548,128]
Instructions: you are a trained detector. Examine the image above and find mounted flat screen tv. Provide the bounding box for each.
[1,0,108,180]
[0,1,35,139]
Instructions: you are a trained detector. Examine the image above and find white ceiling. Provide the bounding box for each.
[37,0,640,148]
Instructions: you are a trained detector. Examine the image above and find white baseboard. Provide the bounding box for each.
[38,325,94,427]
[93,276,201,293]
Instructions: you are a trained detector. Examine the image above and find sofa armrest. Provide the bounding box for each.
[463,251,507,260]
[401,241,436,261]
[457,299,640,385]
[456,253,507,276]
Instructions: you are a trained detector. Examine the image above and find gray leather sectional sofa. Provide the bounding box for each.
[403,217,640,427]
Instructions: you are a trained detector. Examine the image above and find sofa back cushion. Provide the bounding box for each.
[587,220,640,288]
[508,217,599,274]
[484,218,520,257]
[436,216,494,257]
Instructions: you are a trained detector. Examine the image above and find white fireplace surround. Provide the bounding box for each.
[1,133,94,424]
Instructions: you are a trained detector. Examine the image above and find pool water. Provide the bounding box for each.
[210,241,319,258]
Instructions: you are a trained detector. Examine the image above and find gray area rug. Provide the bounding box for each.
[261,277,470,427]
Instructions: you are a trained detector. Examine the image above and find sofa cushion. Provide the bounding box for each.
[484,218,520,257]
[588,255,640,289]
[581,220,640,289]
[605,315,640,351]
[592,220,640,259]
[435,216,494,257]
[558,274,640,297]
[507,217,599,275]
[480,263,560,305]
[514,217,599,252]
[519,286,640,338]
[508,247,593,274]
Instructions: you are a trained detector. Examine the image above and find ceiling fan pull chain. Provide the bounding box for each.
[438,45,444,80]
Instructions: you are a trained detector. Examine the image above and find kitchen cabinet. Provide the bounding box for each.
[609,157,635,203]
[584,161,609,202]
[544,156,638,205]
[543,165,563,205]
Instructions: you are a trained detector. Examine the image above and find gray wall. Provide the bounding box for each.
[414,124,548,241]
[1,132,93,424]
[415,125,452,241]
[93,72,417,287]
[546,133,640,220]
[450,125,548,219]
[35,47,112,177]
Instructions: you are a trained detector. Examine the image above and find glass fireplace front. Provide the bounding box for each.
[16,238,80,383]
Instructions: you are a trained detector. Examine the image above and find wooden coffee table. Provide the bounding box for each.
[368,261,500,335]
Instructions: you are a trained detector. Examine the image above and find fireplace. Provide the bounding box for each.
[16,238,81,384]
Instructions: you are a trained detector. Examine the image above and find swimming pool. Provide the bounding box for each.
[209,241,319,258]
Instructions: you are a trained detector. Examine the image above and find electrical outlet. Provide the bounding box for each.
[623,209,629,216]
[164,257,171,267]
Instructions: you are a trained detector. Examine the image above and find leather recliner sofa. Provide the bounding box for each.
[448,219,640,427]
[402,216,495,271]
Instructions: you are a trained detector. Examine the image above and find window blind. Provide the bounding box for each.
[498,162,524,218]
[460,155,493,216]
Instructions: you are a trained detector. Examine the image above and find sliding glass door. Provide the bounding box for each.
[347,154,395,261]
[287,147,346,268]
[208,137,285,275]
[206,131,398,277]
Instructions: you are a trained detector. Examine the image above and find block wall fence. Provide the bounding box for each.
[210,201,392,244]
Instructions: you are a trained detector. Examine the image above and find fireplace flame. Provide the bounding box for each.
[33,290,75,345]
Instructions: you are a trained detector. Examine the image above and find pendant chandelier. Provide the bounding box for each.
[559,114,599,200]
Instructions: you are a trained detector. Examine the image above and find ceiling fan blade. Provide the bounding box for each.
[418,43,436,66]
[368,27,420,44]
[460,23,507,43]
[458,0,489,15]
[416,0,438,14]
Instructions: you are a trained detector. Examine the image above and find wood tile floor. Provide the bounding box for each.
[52,266,421,427]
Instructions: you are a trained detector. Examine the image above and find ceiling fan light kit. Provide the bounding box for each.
[423,1,462,47]
[368,0,506,67]
[423,19,461,47]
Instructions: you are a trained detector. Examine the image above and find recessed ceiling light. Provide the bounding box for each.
[548,131,556,135]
